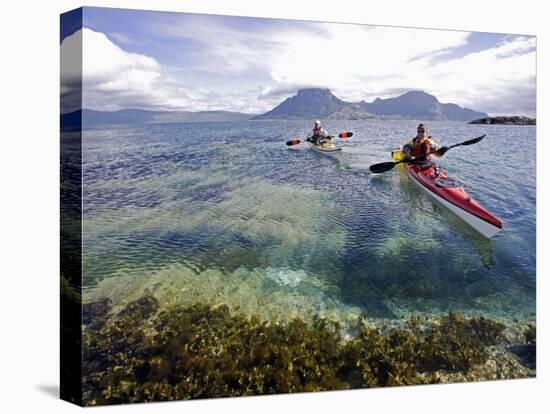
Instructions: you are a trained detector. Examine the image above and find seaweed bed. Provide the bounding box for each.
[82,295,536,406]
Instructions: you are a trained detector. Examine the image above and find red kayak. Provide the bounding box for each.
[404,163,503,238]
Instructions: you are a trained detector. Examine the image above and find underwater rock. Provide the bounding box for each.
[524,324,536,345]
[81,296,535,405]
[523,324,537,369]
[117,295,159,319]
[266,268,306,287]
[83,298,111,330]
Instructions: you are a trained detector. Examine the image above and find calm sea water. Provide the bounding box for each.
[79,120,536,323]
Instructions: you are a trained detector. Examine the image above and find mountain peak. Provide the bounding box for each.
[399,90,439,102]
[254,88,346,119]
[296,88,332,96]
[402,90,432,96]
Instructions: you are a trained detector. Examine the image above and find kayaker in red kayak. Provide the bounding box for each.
[308,120,330,145]
[402,123,444,163]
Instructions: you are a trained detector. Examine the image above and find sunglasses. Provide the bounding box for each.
[417,130,426,133]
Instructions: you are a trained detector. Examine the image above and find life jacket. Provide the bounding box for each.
[407,137,435,161]
[313,126,322,137]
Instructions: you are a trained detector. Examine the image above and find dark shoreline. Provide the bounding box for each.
[468,116,535,125]
[82,294,536,406]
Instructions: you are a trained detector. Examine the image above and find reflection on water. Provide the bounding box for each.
[81,120,536,323]
[394,166,496,268]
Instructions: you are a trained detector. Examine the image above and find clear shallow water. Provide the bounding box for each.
[80,120,535,322]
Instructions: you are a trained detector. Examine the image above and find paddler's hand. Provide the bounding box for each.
[434,146,449,157]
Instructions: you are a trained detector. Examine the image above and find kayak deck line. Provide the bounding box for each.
[404,163,503,238]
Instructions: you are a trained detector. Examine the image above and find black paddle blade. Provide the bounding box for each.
[369,161,397,174]
[459,134,486,146]
[286,139,301,146]
[339,132,353,139]
[434,146,449,156]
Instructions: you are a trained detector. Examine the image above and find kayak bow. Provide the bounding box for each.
[310,142,342,157]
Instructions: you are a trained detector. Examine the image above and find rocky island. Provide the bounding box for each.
[469,116,536,125]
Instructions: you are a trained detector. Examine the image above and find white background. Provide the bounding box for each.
[0,0,547,412]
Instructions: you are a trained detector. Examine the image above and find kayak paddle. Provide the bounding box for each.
[285,132,353,146]
[369,134,486,174]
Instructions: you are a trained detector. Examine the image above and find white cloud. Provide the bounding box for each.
[60,28,277,113]
[414,36,536,115]
[258,26,535,115]
[61,28,199,112]
[60,28,82,113]
[80,28,195,112]
[268,25,470,95]
[149,15,309,75]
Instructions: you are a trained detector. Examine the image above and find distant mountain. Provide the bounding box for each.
[325,106,378,120]
[61,108,254,128]
[359,91,488,121]
[254,88,349,119]
[255,88,488,121]
[468,116,535,125]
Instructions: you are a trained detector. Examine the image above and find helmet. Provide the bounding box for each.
[314,120,321,125]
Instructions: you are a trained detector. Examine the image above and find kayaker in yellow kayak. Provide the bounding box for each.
[402,123,444,163]
[307,120,330,145]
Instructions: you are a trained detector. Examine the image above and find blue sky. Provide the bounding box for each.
[60,7,536,116]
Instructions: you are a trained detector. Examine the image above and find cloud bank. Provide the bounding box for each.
[60,20,536,116]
